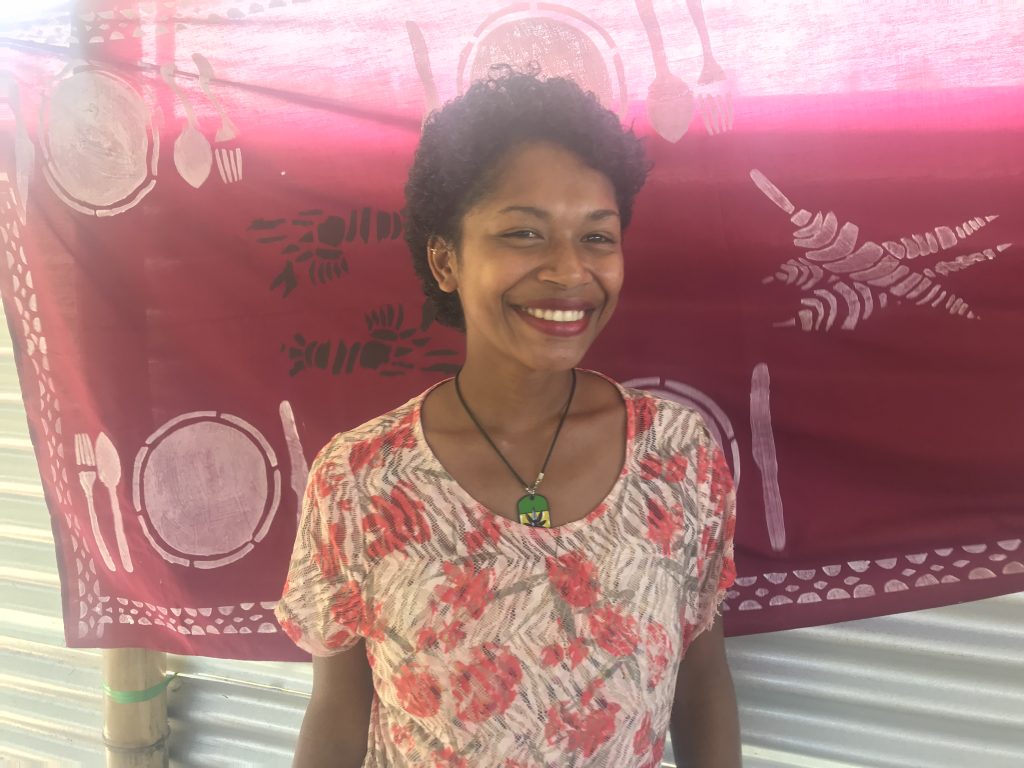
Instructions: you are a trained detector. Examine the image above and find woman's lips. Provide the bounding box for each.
[513,306,594,337]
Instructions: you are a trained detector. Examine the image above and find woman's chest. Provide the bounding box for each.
[361,496,698,707]
[426,407,628,528]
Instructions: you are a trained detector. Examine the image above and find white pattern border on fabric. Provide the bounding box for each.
[0,170,98,639]
[726,536,1023,611]
[103,599,282,636]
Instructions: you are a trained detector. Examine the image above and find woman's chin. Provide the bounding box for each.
[513,345,593,374]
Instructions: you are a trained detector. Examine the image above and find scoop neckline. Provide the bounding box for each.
[412,368,635,536]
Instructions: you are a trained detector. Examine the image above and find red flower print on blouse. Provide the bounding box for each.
[278,617,302,645]
[363,482,432,559]
[639,453,663,481]
[328,580,384,643]
[696,442,712,485]
[546,551,600,608]
[700,525,712,563]
[580,676,604,707]
[312,520,347,579]
[348,410,417,475]
[434,561,495,620]
[719,554,737,592]
[432,746,468,768]
[362,602,386,641]
[450,643,523,723]
[645,498,684,557]
[393,662,442,718]
[708,445,733,513]
[545,694,621,758]
[632,712,653,755]
[416,625,438,651]
[464,510,503,553]
[634,737,667,768]
[588,605,639,657]
[541,644,564,667]
[566,636,589,669]
[663,454,689,483]
[697,440,733,499]
[329,579,364,633]
[313,459,346,500]
[644,621,673,689]
[641,453,689,484]
[463,530,484,554]
[438,619,466,652]
[543,637,589,669]
[634,395,657,437]
[391,723,414,751]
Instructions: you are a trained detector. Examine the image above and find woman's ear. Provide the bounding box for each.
[427,236,458,293]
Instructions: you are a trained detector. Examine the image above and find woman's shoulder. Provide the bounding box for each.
[575,369,706,454]
[618,383,711,452]
[309,387,429,477]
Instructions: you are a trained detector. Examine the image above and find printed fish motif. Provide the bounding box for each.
[750,169,1013,331]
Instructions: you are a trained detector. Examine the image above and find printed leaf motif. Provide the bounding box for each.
[493,572,547,600]
[552,587,577,638]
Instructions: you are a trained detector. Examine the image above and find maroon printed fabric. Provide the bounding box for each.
[0,1,1021,659]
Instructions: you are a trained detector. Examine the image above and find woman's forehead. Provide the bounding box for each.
[473,142,618,214]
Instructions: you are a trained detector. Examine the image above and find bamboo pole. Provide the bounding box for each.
[103,648,170,768]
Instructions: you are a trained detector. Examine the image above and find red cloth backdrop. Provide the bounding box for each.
[1,0,1022,659]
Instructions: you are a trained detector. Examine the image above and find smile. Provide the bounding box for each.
[513,304,595,338]
[521,307,587,322]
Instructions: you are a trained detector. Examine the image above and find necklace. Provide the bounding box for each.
[454,369,577,528]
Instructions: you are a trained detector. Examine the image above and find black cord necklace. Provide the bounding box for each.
[454,368,577,528]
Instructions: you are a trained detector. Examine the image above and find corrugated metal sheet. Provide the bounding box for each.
[0,318,104,765]
[2,310,1022,767]
[166,658,308,765]
[728,592,1024,768]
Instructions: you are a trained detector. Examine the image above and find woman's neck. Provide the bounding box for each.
[454,358,577,438]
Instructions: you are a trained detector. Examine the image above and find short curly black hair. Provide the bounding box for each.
[404,67,650,330]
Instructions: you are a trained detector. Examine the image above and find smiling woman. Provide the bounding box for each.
[431,142,625,372]
[275,69,741,768]
[404,68,647,333]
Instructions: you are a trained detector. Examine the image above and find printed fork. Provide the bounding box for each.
[215,146,243,184]
[75,433,117,572]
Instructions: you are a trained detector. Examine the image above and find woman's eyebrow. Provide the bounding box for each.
[497,205,548,219]
[496,205,620,221]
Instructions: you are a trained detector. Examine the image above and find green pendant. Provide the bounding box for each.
[517,493,551,528]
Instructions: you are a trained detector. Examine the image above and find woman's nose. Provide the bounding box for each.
[539,239,589,287]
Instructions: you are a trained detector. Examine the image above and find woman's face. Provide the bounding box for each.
[435,141,624,374]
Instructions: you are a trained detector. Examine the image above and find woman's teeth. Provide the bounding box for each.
[522,307,586,322]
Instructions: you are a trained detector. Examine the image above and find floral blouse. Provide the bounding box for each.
[276,372,737,767]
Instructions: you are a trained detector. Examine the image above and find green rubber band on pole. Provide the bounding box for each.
[104,672,178,704]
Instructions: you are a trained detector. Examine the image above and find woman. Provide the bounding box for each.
[276,69,740,767]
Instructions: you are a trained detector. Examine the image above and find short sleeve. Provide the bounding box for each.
[275,444,369,656]
[690,420,738,640]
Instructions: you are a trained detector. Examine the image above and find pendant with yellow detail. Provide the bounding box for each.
[517,492,551,528]
[454,369,575,530]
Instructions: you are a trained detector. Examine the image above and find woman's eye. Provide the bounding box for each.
[503,230,540,239]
